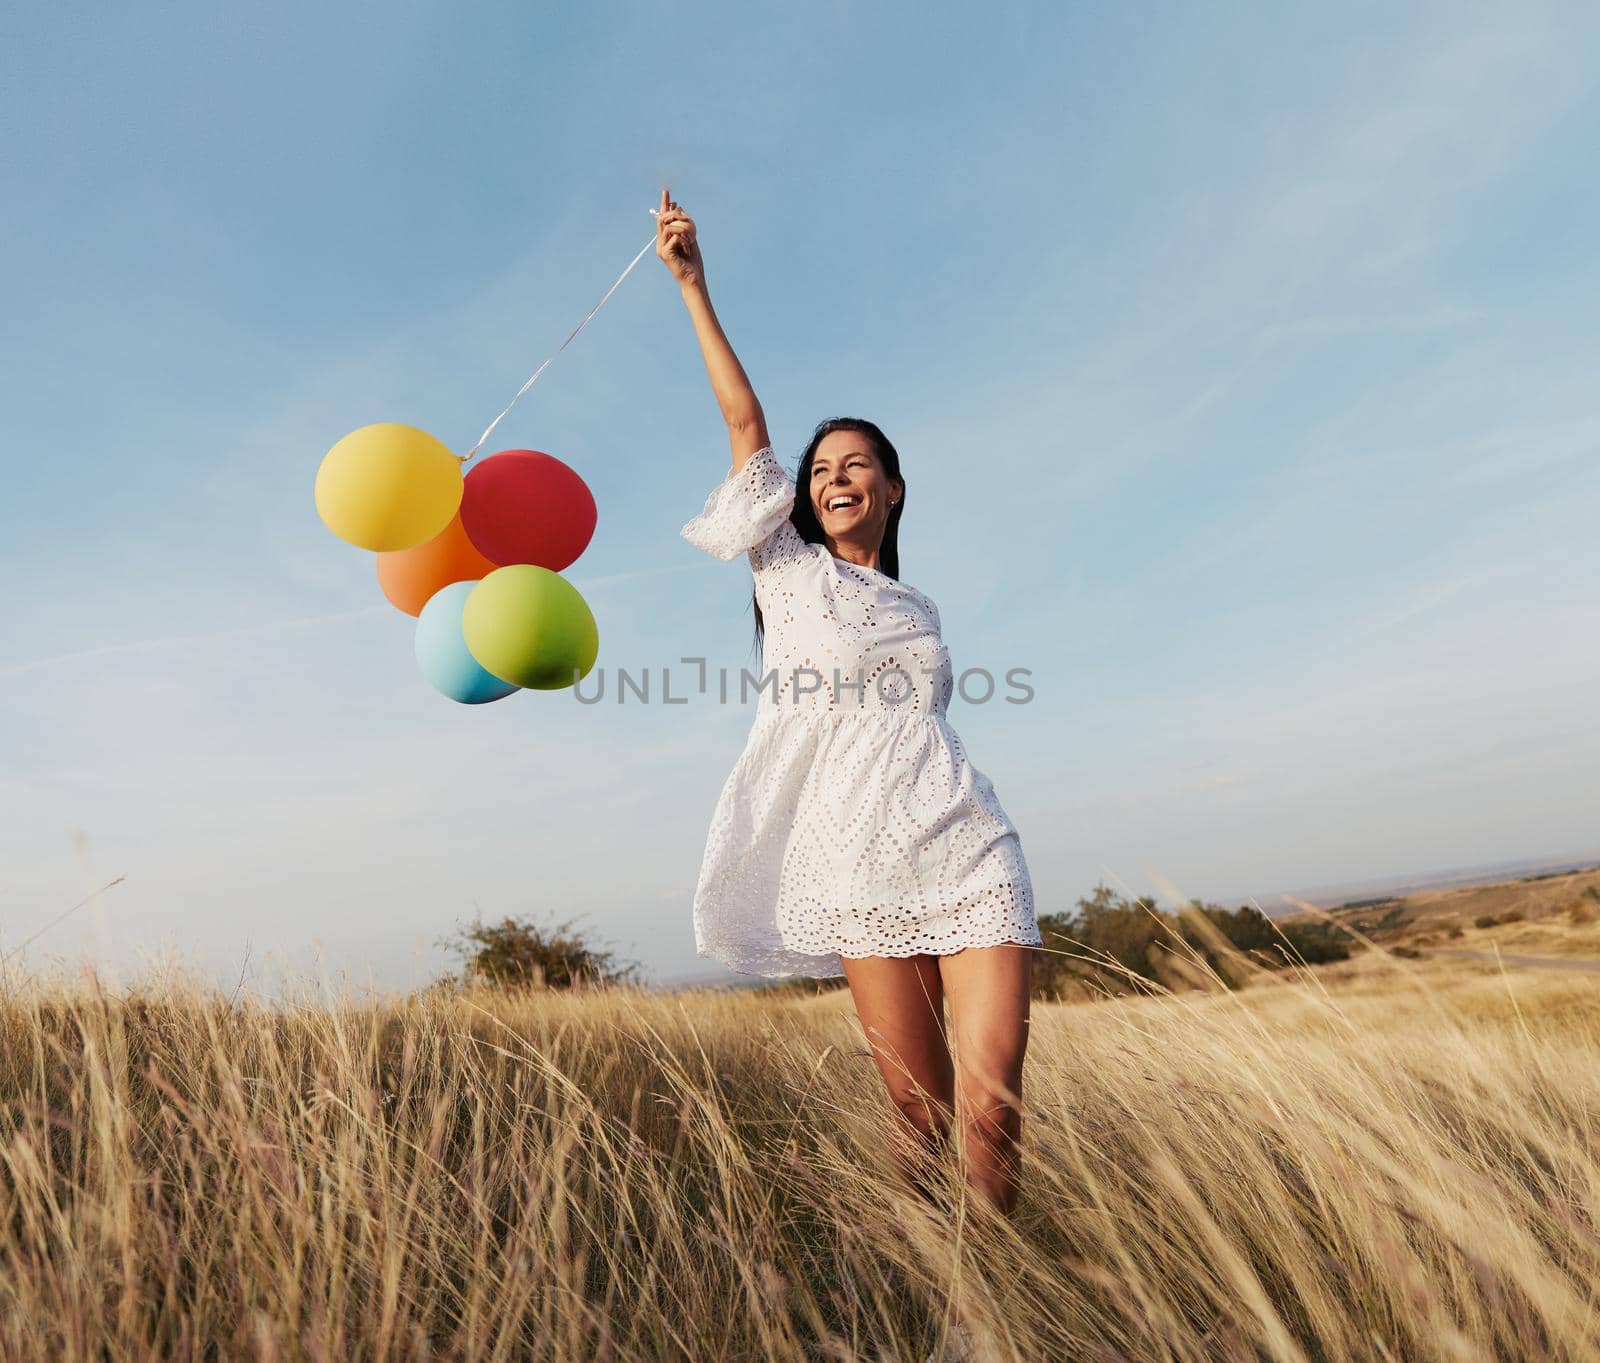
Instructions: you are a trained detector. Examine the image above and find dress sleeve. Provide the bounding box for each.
[680,444,810,579]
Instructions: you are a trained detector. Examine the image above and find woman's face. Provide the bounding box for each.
[809,430,903,545]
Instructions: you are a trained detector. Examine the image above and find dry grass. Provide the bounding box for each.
[3,937,1599,1362]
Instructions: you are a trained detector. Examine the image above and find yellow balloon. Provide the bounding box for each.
[314,423,464,552]
[462,565,599,690]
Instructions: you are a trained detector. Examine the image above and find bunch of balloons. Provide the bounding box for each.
[314,422,599,705]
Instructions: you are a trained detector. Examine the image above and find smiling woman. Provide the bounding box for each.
[656,185,1040,1356]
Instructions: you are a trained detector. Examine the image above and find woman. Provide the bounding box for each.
[657,186,1041,1331]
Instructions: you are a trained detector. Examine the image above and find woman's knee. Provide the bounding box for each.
[954,1062,1024,1145]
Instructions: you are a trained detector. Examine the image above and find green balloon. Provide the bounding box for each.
[461,565,599,690]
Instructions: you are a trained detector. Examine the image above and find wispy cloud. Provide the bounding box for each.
[572,563,696,593]
[1262,19,1556,249]
[0,605,392,679]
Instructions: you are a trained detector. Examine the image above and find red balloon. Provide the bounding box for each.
[460,449,597,571]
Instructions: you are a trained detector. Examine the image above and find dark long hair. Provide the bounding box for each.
[751,417,906,653]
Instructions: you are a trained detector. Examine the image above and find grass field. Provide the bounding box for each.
[3,889,1599,1361]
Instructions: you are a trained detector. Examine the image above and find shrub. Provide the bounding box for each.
[1447,923,1465,939]
[756,975,849,997]
[1569,899,1598,926]
[438,913,641,991]
[1474,915,1497,930]
[1031,883,1350,1002]
[1501,909,1525,924]
[1376,904,1409,931]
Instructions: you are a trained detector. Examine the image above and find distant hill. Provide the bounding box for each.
[1274,863,1600,950]
[1261,850,1600,915]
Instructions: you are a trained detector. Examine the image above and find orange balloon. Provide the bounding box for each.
[376,512,497,616]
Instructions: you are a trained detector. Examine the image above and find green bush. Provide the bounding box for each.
[439,913,642,991]
[1474,915,1497,930]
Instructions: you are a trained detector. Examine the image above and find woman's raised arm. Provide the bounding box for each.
[656,187,771,473]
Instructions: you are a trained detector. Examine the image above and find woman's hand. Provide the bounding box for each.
[655,186,705,290]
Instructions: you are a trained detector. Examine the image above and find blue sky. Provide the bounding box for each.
[3,2,1597,996]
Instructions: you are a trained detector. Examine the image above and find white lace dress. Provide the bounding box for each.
[679,443,1043,979]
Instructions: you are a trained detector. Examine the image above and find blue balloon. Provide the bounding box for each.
[414,581,520,704]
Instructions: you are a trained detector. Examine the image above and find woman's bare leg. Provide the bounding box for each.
[840,954,956,1205]
[938,943,1033,1217]
[844,949,1031,1358]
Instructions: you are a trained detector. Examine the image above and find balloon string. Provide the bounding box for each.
[461,213,662,464]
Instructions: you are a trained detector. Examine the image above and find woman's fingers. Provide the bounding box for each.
[654,188,697,275]
[657,224,695,265]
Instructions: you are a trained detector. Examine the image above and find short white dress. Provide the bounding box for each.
[680,443,1043,979]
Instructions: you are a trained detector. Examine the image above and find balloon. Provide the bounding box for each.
[315,423,463,552]
[377,512,497,617]
[460,449,597,570]
[414,582,520,705]
[462,565,599,690]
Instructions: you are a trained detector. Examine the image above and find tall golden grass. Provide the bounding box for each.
[2,938,1598,1361]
